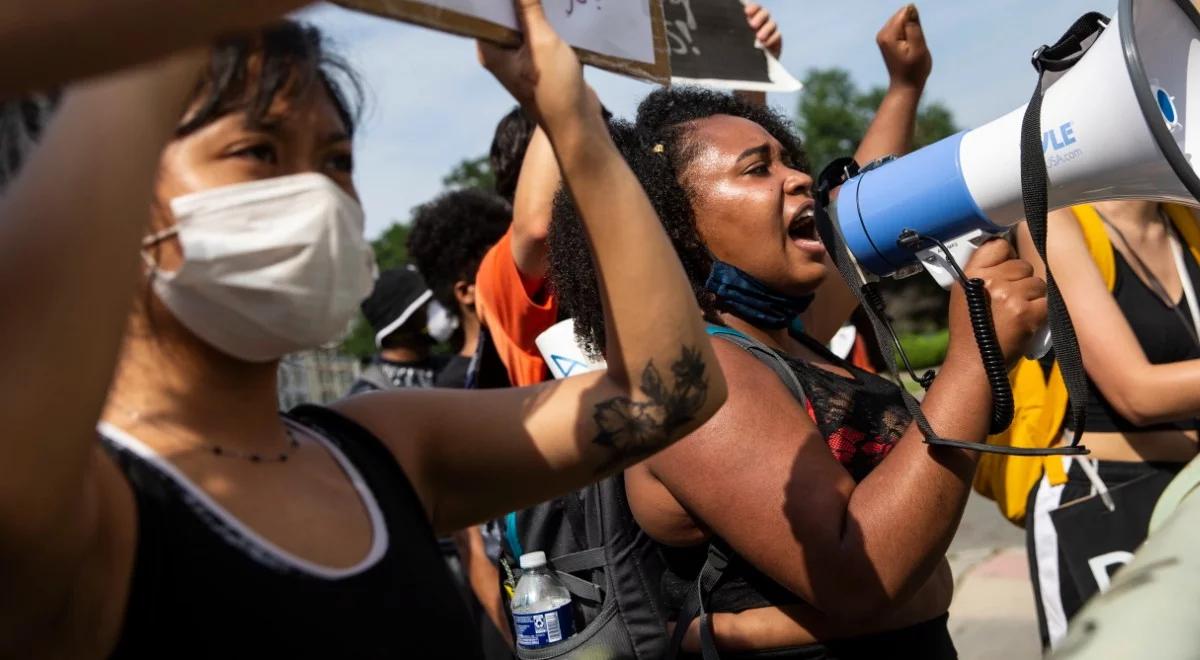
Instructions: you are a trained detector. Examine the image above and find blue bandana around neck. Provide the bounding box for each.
[704,261,814,332]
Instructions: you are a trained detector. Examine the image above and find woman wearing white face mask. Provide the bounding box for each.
[0,6,727,659]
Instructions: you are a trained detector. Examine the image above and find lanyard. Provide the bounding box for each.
[1169,228,1200,344]
[1099,208,1200,347]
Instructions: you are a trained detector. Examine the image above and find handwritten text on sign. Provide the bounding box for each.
[664,0,771,84]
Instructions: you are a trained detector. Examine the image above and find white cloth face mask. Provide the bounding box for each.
[145,173,377,362]
[426,299,460,344]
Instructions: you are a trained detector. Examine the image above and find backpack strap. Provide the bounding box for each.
[705,324,807,407]
[1070,205,1117,290]
[666,541,733,660]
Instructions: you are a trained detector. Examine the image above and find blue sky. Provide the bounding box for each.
[300,0,1106,238]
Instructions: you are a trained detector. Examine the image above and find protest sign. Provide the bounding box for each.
[334,0,672,83]
[664,0,801,92]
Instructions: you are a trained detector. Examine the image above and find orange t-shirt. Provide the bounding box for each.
[474,228,558,386]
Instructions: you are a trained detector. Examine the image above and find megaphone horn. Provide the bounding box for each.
[836,0,1200,288]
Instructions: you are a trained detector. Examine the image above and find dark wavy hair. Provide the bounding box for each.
[408,188,513,311]
[548,88,807,357]
[177,20,363,139]
[489,106,536,203]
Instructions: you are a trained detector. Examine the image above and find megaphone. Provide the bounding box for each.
[818,0,1200,454]
[832,0,1200,299]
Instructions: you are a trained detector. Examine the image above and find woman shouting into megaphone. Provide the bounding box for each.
[546,8,1049,658]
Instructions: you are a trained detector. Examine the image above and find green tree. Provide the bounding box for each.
[796,69,867,173]
[340,223,413,359]
[370,221,412,271]
[442,155,495,192]
[797,68,960,173]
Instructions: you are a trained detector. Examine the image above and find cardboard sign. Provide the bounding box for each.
[334,0,672,83]
[664,0,801,92]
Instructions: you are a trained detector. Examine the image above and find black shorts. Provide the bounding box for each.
[1026,458,1183,649]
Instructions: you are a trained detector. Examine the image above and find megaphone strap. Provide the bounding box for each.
[1021,12,1111,448]
[1030,11,1110,74]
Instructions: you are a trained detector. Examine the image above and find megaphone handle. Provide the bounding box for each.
[901,229,1016,435]
[1026,324,1053,360]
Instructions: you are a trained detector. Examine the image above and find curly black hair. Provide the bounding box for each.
[177,20,363,139]
[490,106,536,203]
[407,188,513,312]
[548,87,807,357]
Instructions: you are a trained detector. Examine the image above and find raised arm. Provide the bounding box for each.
[338,0,726,536]
[803,4,932,343]
[0,54,203,647]
[643,241,1045,621]
[0,0,309,96]
[509,125,561,283]
[853,4,930,168]
[1016,209,1200,425]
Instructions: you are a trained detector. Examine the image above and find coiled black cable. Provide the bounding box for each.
[895,229,1014,435]
[961,277,1015,435]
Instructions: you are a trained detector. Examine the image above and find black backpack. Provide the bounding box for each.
[499,325,807,660]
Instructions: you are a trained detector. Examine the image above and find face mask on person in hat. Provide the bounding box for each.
[143,173,377,362]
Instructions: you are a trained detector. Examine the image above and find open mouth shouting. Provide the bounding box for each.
[787,203,825,258]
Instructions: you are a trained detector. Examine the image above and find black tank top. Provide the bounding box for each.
[661,334,912,613]
[1065,247,1200,433]
[98,405,482,659]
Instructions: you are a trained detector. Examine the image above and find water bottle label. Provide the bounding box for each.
[514,601,574,649]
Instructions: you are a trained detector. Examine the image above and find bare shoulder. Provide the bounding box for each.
[646,336,816,477]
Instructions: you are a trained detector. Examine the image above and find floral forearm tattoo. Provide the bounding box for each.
[591,345,708,470]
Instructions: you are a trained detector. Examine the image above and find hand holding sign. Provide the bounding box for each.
[478,0,600,135]
[744,2,782,59]
[665,0,800,93]
[877,4,933,91]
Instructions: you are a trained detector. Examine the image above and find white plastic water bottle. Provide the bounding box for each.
[512,551,575,649]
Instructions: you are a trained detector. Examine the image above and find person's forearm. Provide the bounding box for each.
[532,112,726,474]
[0,0,309,97]
[510,127,560,281]
[0,54,201,532]
[854,84,923,165]
[1107,359,1200,426]
[454,527,515,648]
[801,347,987,619]
[547,114,721,396]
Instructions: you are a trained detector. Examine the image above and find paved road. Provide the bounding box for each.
[947,493,1043,660]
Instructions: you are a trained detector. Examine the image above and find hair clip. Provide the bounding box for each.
[652,143,665,154]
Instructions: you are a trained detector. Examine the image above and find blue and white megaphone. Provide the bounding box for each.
[831,0,1200,359]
